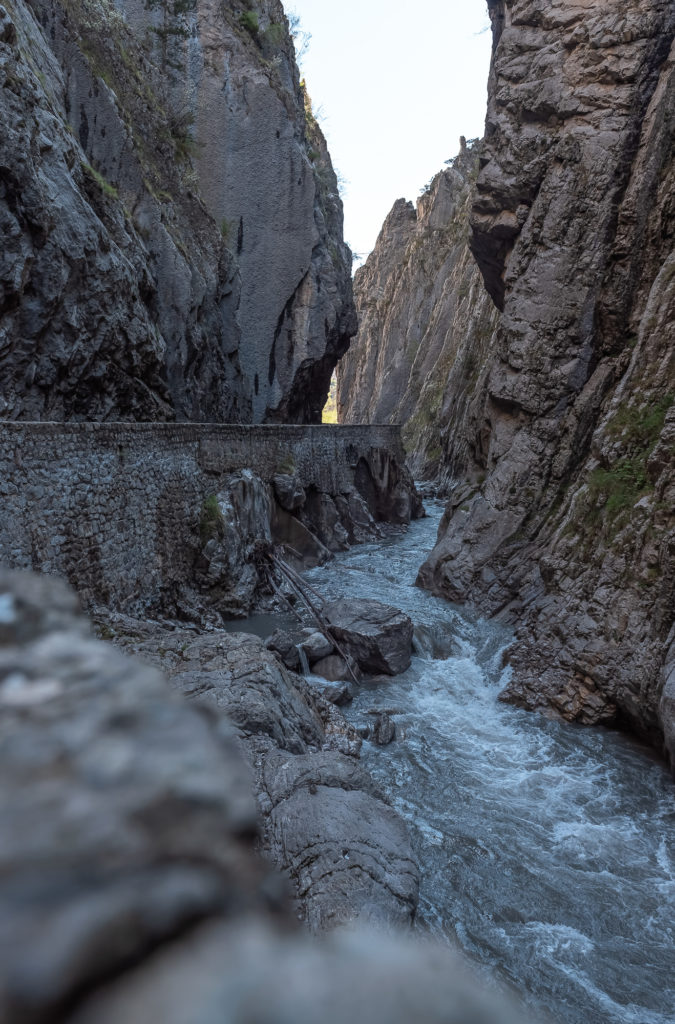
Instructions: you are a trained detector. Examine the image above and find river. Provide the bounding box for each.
[303,501,675,1024]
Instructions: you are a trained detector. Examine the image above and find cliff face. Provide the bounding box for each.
[337,144,498,481]
[0,0,355,423]
[419,0,675,763]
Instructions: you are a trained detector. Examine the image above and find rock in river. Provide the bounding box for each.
[325,599,414,676]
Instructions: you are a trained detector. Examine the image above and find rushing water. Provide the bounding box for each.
[304,502,675,1024]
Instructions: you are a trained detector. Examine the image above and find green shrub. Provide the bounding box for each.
[587,457,649,517]
[81,161,119,199]
[239,10,258,34]
[608,395,673,447]
[199,494,224,544]
[263,21,284,47]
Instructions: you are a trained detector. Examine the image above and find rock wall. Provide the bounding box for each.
[0,0,355,423]
[0,422,420,618]
[419,0,675,764]
[337,142,498,482]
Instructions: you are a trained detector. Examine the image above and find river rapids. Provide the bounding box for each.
[303,502,675,1024]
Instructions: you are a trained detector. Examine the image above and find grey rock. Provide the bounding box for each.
[659,630,675,769]
[301,491,350,552]
[273,473,306,512]
[0,572,267,1024]
[0,569,84,645]
[311,653,356,683]
[164,640,325,757]
[119,0,356,424]
[0,4,16,43]
[262,749,385,811]
[70,921,535,1024]
[319,681,354,706]
[267,784,418,931]
[0,0,248,422]
[266,628,301,671]
[300,631,334,664]
[325,599,414,676]
[337,491,382,544]
[1,0,355,425]
[111,619,411,922]
[372,712,397,747]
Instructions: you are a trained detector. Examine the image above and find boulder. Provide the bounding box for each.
[372,712,397,746]
[266,773,418,931]
[311,653,358,682]
[300,631,335,664]
[266,629,301,671]
[324,599,413,676]
[273,473,306,512]
[319,682,354,707]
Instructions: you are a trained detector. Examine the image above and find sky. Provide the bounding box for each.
[288,0,493,265]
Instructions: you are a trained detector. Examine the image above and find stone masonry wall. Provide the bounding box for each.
[0,423,408,616]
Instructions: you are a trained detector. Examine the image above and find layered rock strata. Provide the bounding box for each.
[0,0,355,423]
[418,0,675,763]
[337,142,498,481]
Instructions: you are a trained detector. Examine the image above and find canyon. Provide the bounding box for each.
[342,0,675,770]
[0,0,674,1021]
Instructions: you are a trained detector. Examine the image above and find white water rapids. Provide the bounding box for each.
[302,502,675,1024]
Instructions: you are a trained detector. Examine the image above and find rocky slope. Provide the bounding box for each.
[337,141,498,481]
[418,0,675,765]
[0,0,354,422]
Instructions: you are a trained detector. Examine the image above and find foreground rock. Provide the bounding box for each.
[71,922,533,1024]
[325,599,414,676]
[0,572,265,1023]
[0,569,538,1024]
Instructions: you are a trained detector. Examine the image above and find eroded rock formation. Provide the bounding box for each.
[337,142,498,481]
[418,0,675,762]
[0,0,355,422]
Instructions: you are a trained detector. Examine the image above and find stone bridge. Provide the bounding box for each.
[0,423,419,619]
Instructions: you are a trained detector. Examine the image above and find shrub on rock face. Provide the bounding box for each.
[324,599,414,676]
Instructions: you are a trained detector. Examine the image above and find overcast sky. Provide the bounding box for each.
[288,0,493,264]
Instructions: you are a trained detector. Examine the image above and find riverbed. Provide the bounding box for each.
[303,502,675,1024]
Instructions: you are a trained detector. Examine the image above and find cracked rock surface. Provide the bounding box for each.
[108,613,419,930]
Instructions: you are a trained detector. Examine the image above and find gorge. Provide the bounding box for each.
[0,0,674,1023]
[341,0,675,769]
